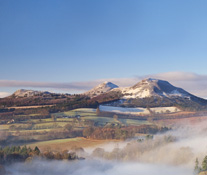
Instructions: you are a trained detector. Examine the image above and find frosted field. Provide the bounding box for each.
[100,105,180,115]
[99,105,150,115]
[150,106,181,113]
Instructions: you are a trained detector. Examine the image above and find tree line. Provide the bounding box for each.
[194,156,207,174]
[83,125,169,140]
[0,145,80,165]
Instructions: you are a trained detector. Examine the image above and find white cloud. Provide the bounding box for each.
[0,92,11,98]
[0,80,92,91]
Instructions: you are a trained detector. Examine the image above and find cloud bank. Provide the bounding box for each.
[0,92,11,98]
[1,72,207,98]
[0,80,93,91]
[6,159,191,175]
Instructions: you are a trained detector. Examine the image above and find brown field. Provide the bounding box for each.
[27,137,119,152]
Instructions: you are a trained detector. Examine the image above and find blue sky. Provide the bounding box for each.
[0,0,207,96]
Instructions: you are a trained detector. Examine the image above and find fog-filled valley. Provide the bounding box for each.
[5,119,207,175]
[7,159,191,175]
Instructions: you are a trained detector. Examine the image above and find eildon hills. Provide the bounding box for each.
[85,78,207,109]
[2,78,207,111]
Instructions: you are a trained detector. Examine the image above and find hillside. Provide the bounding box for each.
[0,89,72,107]
[92,78,207,110]
[12,89,52,98]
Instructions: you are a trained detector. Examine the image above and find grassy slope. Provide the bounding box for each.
[54,108,150,126]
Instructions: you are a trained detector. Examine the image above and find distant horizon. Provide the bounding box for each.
[1,71,207,99]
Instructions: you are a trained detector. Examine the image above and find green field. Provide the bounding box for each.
[119,118,149,125]
[28,137,81,146]
[54,108,97,117]
[33,122,68,127]
[54,108,150,126]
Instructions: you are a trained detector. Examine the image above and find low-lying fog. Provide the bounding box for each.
[7,160,191,175]
[6,119,207,175]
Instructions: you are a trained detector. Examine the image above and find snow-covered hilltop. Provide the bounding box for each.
[121,78,191,99]
[86,78,207,109]
[13,89,51,98]
[84,81,119,97]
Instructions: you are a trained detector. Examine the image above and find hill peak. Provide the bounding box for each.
[84,81,119,97]
[99,81,118,88]
[13,89,51,98]
[122,78,190,99]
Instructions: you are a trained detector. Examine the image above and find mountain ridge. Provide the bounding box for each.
[2,78,207,111]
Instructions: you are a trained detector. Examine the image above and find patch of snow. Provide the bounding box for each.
[169,90,185,97]
[150,106,180,113]
[122,86,152,99]
[100,105,180,115]
[73,108,96,112]
[99,105,150,115]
